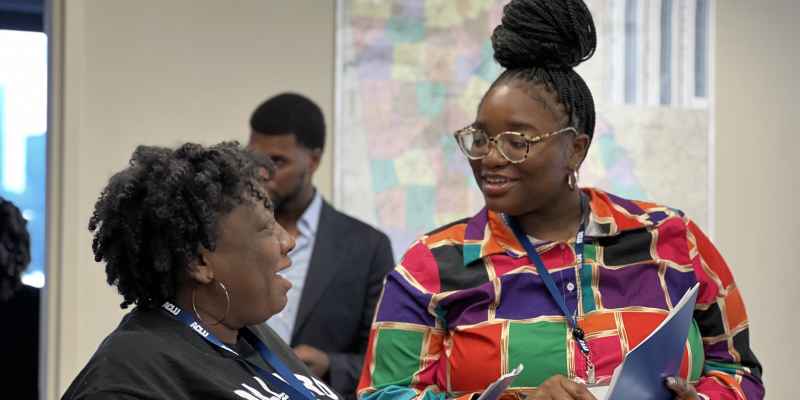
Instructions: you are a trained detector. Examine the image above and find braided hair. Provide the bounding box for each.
[0,197,31,301]
[489,0,597,141]
[88,142,273,309]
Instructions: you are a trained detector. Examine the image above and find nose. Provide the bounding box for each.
[279,226,295,256]
[481,142,509,169]
[274,224,295,271]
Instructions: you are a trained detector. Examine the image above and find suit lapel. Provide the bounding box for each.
[292,201,342,343]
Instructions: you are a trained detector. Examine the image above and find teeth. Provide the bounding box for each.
[484,176,509,184]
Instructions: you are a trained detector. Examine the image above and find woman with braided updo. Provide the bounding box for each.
[357,1,763,399]
[63,142,340,400]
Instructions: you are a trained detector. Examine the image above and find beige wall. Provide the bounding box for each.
[45,1,334,397]
[714,0,800,398]
[45,0,798,398]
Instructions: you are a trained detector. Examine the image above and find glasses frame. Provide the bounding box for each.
[453,126,577,164]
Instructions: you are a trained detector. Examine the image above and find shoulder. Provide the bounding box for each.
[585,188,691,233]
[62,310,185,398]
[1,284,40,316]
[321,200,390,242]
[91,311,186,367]
[387,216,475,294]
[70,310,200,382]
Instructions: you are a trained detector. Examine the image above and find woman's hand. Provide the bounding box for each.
[527,375,596,400]
[665,377,699,400]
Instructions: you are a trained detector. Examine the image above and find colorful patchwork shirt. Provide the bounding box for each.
[357,188,763,400]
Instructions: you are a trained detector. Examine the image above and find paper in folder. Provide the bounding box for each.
[476,364,524,400]
[589,283,700,400]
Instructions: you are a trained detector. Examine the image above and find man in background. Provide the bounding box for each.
[248,93,394,400]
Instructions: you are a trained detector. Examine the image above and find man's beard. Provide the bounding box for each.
[271,170,308,214]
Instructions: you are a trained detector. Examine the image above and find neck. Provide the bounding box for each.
[276,186,315,232]
[516,189,584,242]
[175,284,239,345]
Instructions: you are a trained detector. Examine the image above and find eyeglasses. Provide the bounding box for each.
[453,126,577,164]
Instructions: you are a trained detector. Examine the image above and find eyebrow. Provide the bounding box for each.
[507,120,542,132]
[471,120,543,133]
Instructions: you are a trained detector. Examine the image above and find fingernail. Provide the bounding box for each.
[665,377,676,385]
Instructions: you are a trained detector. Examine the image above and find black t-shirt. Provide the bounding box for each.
[62,308,341,400]
[0,284,40,400]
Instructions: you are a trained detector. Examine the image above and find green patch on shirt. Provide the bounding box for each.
[508,321,568,387]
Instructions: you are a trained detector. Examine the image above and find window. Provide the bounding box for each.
[0,29,47,287]
[660,0,673,105]
[611,0,711,107]
[694,0,710,98]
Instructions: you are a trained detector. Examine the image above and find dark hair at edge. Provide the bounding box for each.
[0,197,31,301]
[249,92,326,151]
[88,142,274,309]
[487,0,597,142]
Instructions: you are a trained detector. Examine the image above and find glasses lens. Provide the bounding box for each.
[457,128,489,158]
[498,133,528,163]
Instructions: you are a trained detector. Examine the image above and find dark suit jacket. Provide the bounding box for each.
[291,200,394,400]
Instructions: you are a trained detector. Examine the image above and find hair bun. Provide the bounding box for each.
[491,0,597,70]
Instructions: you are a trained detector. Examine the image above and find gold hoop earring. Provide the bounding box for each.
[567,169,579,191]
[192,280,230,326]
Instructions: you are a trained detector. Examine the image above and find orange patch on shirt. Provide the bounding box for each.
[580,312,617,334]
[620,312,667,350]
[724,286,748,331]
[449,323,504,392]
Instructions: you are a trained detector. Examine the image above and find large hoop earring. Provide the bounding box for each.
[192,280,230,326]
[567,169,579,191]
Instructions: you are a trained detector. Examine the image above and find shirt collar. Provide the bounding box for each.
[297,189,323,238]
[461,187,681,266]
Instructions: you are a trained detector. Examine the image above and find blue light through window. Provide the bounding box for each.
[0,30,47,288]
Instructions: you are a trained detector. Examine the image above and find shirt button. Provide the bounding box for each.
[567,282,576,292]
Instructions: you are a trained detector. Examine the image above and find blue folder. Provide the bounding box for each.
[592,283,700,400]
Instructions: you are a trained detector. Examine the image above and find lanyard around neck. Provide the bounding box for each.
[161,302,316,400]
[504,199,591,355]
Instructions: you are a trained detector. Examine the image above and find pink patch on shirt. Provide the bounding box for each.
[400,241,441,293]
[655,218,692,265]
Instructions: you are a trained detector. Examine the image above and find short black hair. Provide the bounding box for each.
[0,197,31,301]
[489,0,597,141]
[88,142,273,309]
[249,92,326,150]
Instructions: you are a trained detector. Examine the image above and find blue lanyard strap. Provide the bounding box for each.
[504,209,590,355]
[161,302,317,400]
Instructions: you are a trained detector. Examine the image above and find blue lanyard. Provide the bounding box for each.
[161,302,317,400]
[505,212,591,356]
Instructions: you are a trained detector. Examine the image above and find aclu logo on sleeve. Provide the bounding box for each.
[234,373,338,400]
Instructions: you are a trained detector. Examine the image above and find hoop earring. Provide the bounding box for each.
[192,280,230,326]
[567,169,579,191]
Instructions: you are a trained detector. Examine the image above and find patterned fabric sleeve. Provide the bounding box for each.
[687,220,765,399]
[357,242,477,400]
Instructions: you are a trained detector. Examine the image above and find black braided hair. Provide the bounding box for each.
[489,0,597,140]
[88,142,274,309]
[0,197,31,301]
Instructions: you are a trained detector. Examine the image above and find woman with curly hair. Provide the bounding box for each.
[0,197,37,400]
[63,142,340,400]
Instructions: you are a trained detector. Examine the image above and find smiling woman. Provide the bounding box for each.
[356,0,763,399]
[61,142,340,400]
